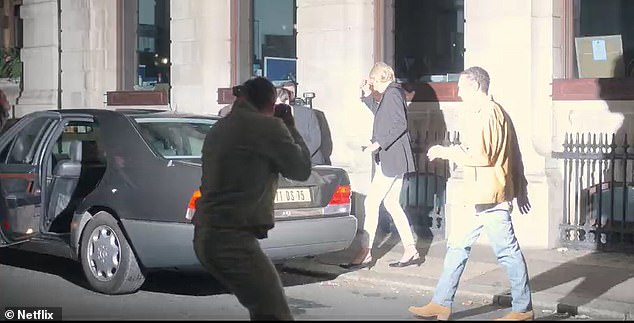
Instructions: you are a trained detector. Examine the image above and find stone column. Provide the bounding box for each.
[443,0,558,248]
[16,0,60,116]
[59,0,89,109]
[295,0,377,227]
[296,0,376,198]
[170,0,232,115]
[15,0,117,114]
[531,0,561,249]
[60,0,118,108]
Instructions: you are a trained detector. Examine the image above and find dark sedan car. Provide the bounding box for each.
[0,109,357,294]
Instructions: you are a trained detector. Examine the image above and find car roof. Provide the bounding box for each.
[42,108,220,121]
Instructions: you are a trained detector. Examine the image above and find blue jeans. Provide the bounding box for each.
[432,203,532,312]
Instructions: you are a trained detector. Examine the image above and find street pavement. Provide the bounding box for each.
[0,247,620,321]
[282,230,634,320]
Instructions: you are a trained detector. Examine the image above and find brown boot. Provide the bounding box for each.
[408,303,451,321]
[495,310,534,321]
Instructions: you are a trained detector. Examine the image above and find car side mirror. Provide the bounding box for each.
[53,160,82,178]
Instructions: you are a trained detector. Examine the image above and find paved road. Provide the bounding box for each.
[0,248,613,320]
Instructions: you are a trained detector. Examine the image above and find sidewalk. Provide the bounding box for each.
[282,231,634,320]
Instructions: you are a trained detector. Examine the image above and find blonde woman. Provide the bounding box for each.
[345,62,420,269]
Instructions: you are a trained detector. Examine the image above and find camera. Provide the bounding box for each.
[274,104,291,118]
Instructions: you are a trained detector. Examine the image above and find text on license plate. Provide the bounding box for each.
[275,188,311,203]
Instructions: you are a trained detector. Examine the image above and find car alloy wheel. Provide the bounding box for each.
[79,211,146,294]
[86,225,121,282]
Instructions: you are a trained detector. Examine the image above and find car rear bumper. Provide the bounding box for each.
[121,215,357,269]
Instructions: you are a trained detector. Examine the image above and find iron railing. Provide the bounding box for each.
[400,130,460,238]
[552,132,634,252]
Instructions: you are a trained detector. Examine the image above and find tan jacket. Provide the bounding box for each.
[448,97,515,205]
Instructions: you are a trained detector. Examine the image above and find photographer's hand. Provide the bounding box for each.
[275,104,295,127]
[282,111,295,127]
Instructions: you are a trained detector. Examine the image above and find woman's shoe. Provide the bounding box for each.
[389,251,423,268]
[340,248,373,269]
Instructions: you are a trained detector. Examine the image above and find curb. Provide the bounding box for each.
[282,260,632,321]
[492,291,631,321]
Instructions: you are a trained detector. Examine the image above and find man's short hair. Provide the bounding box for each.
[232,77,277,111]
[461,66,490,94]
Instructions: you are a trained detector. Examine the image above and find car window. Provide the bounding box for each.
[133,118,216,159]
[0,117,55,165]
[50,122,105,170]
[0,118,19,135]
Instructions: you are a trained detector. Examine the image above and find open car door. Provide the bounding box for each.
[0,113,59,246]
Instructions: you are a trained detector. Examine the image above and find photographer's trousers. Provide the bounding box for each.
[193,226,293,321]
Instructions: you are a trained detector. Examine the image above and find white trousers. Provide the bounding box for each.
[362,163,416,248]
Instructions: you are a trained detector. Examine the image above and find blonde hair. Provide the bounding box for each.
[369,62,395,83]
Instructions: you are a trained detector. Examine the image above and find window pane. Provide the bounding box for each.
[394,0,464,83]
[137,0,170,88]
[134,118,216,159]
[574,0,634,78]
[50,121,105,169]
[252,0,297,84]
[6,117,54,165]
[0,137,14,163]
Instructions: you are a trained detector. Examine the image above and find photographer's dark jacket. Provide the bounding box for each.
[193,100,311,238]
[361,82,416,177]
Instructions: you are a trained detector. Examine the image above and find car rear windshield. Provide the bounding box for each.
[133,117,216,159]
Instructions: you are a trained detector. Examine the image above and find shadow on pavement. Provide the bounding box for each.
[526,252,634,311]
[143,265,334,296]
[480,251,634,315]
[0,247,90,290]
[452,303,577,321]
[0,248,336,297]
[449,302,509,320]
[316,228,436,272]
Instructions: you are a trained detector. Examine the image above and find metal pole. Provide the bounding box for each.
[621,135,628,244]
[57,0,62,110]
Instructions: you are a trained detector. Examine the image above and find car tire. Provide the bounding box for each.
[79,211,145,295]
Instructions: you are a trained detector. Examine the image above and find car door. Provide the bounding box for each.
[0,114,59,245]
[41,117,102,233]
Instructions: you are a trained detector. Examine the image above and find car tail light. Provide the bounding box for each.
[185,189,201,221]
[328,185,351,205]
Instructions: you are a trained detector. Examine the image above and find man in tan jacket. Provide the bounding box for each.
[408,66,534,321]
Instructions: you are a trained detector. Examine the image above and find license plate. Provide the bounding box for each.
[274,188,311,203]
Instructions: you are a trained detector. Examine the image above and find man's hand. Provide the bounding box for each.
[427,145,448,161]
[516,186,531,214]
[274,104,295,127]
[362,141,380,153]
[517,194,531,214]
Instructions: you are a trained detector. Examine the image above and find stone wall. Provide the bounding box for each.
[16,0,59,116]
[170,0,232,115]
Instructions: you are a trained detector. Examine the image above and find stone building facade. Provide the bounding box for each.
[11,0,634,249]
